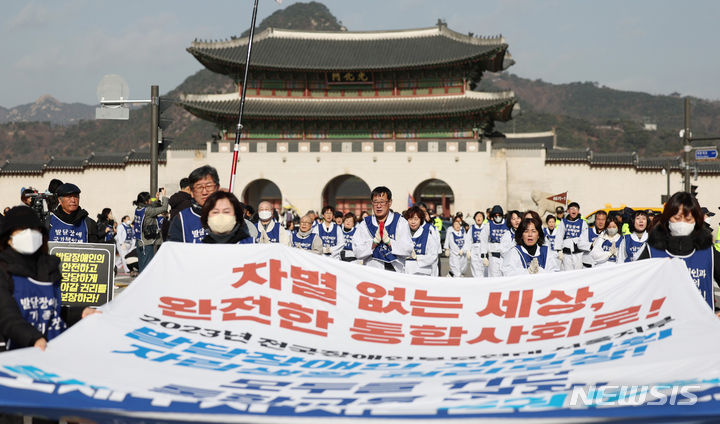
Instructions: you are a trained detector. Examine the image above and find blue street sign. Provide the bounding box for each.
[695,148,718,160]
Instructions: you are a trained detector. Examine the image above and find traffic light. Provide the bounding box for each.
[691,184,699,198]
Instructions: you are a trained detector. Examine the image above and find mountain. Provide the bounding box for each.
[0,95,95,126]
[2,2,719,162]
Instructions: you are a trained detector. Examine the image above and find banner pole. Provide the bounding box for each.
[228,0,260,192]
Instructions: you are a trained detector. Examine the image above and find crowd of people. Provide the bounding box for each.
[1,164,720,352]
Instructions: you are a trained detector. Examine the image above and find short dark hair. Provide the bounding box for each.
[506,210,522,230]
[630,210,649,233]
[370,186,392,201]
[657,192,704,233]
[473,211,485,221]
[545,215,556,224]
[403,206,425,222]
[188,165,219,188]
[200,191,244,228]
[515,218,545,247]
[343,212,357,225]
[48,179,63,194]
[133,192,151,206]
[180,177,191,189]
[321,206,335,214]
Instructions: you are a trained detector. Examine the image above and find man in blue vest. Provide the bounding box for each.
[48,183,99,243]
[352,186,413,272]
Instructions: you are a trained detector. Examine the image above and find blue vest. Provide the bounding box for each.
[563,218,583,239]
[452,230,466,250]
[156,216,164,229]
[133,208,145,241]
[102,223,114,242]
[317,222,339,247]
[623,233,646,263]
[489,220,507,243]
[600,238,619,263]
[365,214,400,263]
[471,224,483,244]
[236,235,254,244]
[10,275,66,349]
[544,228,556,249]
[343,227,356,251]
[49,214,88,243]
[515,245,549,269]
[411,222,432,257]
[122,223,135,241]
[178,207,206,243]
[292,232,317,250]
[588,227,600,244]
[255,221,281,243]
[649,246,714,309]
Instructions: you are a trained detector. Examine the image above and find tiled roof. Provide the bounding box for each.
[545,149,590,162]
[636,157,682,170]
[589,152,637,166]
[0,151,162,175]
[188,26,508,74]
[181,91,517,121]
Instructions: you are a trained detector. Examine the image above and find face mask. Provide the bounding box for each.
[208,214,236,234]
[10,229,43,255]
[606,227,618,237]
[258,210,273,221]
[493,216,503,224]
[668,221,694,237]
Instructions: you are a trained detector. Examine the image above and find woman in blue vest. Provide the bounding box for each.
[468,211,487,278]
[404,206,440,275]
[590,217,622,267]
[0,206,98,351]
[340,212,359,263]
[500,210,523,254]
[618,210,648,262]
[292,214,323,254]
[200,192,254,245]
[502,217,560,276]
[638,192,720,310]
[444,214,469,277]
[96,208,116,243]
[543,215,558,251]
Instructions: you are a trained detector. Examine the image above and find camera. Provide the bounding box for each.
[22,187,54,225]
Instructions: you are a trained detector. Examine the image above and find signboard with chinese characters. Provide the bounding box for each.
[0,243,719,422]
[49,242,115,307]
[327,71,373,84]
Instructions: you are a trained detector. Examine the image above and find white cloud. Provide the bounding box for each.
[7,2,50,31]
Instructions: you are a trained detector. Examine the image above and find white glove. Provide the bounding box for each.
[609,245,617,256]
[466,250,472,259]
[444,248,449,257]
[410,249,417,260]
[482,257,490,267]
[382,231,391,245]
[528,258,540,274]
[373,229,382,245]
[557,251,564,261]
[323,246,331,254]
[459,250,464,256]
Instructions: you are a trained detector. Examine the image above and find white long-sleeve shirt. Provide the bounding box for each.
[406,223,441,275]
[590,232,623,267]
[352,212,413,272]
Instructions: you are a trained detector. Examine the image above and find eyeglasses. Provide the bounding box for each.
[193,183,218,193]
[372,200,388,206]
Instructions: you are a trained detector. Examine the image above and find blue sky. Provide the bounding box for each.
[2,0,719,107]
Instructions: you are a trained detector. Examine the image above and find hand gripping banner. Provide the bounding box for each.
[1,243,720,423]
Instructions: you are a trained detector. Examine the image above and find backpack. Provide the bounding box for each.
[142,218,160,240]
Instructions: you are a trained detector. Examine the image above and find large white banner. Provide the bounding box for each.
[1,242,720,423]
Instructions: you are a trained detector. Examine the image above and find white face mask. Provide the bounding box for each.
[493,216,503,224]
[668,221,694,237]
[258,210,273,221]
[606,227,618,237]
[10,229,43,255]
[208,214,236,234]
